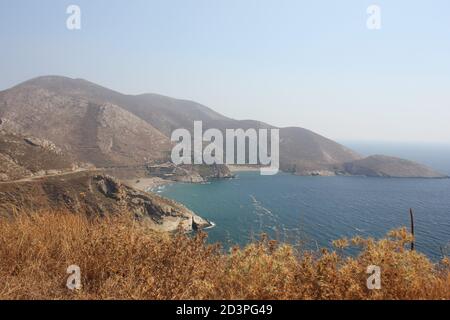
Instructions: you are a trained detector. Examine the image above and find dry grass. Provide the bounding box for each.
[0,210,448,300]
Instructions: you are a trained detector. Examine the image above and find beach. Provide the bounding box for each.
[123,177,170,192]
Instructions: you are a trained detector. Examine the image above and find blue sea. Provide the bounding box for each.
[158,143,450,260]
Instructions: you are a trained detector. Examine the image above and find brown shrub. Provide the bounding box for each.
[0,210,448,300]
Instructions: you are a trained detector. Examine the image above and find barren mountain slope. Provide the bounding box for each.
[0,78,171,167]
[0,76,445,178]
[0,76,360,172]
[0,130,76,181]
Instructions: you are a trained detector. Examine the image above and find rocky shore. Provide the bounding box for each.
[0,172,211,233]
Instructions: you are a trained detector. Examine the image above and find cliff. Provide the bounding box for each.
[0,172,210,232]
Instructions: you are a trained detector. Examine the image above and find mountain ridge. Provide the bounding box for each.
[0,75,446,178]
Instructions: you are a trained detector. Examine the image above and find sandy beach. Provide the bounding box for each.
[123,177,171,192]
[228,165,261,172]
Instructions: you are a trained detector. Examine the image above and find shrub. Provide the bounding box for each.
[0,210,448,300]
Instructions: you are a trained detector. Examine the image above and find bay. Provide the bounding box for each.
[159,172,450,260]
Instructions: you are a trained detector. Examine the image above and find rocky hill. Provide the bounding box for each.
[343,155,447,178]
[0,78,171,167]
[0,130,78,181]
[0,76,445,178]
[0,76,359,172]
[0,172,209,232]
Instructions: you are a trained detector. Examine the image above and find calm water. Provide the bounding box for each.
[159,172,450,260]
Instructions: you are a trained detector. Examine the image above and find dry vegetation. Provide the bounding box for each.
[0,210,448,300]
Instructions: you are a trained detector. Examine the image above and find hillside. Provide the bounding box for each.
[0,172,209,232]
[279,127,361,175]
[0,130,77,181]
[0,78,171,167]
[0,76,445,178]
[343,155,448,178]
[0,76,360,173]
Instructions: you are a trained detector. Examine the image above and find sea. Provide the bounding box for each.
[157,142,450,260]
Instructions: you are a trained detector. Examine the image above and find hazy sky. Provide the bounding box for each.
[1,0,449,143]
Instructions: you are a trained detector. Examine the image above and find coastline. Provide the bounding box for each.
[123,176,216,232]
[122,177,171,193]
[228,165,261,172]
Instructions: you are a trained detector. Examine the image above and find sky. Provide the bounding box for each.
[0,0,449,143]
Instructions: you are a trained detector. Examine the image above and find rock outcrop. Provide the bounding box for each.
[145,163,233,182]
[0,172,210,232]
[0,130,77,181]
[23,137,63,155]
[93,174,210,231]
